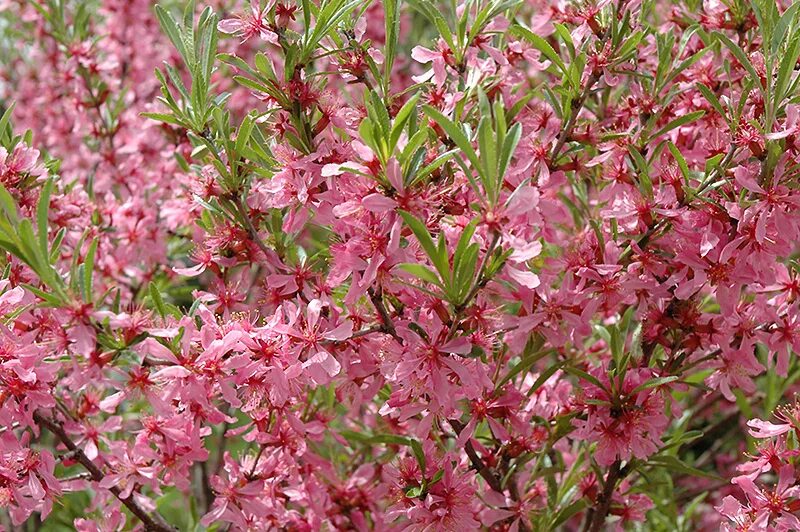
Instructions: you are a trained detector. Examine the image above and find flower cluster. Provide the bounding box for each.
[718,403,800,531]
[0,0,799,530]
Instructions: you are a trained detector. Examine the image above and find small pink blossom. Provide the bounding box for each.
[218,0,278,44]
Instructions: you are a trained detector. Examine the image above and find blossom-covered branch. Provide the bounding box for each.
[0,0,799,529]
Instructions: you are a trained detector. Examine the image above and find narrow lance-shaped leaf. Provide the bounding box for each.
[37,178,54,258]
[650,110,705,141]
[83,238,97,303]
[398,211,450,283]
[714,32,765,95]
[423,105,488,202]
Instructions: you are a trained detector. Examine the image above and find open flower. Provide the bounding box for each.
[218,0,278,44]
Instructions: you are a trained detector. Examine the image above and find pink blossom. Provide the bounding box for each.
[0,0,799,529]
[218,0,278,44]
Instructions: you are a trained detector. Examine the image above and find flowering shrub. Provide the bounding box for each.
[1,0,800,529]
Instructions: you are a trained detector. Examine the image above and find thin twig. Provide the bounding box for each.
[246,444,266,480]
[349,324,385,340]
[550,71,601,163]
[448,419,502,492]
[368,287,401,342]
[235,197,274,262]
[321,324,385,346]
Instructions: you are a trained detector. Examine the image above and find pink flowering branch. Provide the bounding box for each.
[619,143,740,263]
[33,412,175,532]
[449,418,532,532]
[1,0,800,529]
[548,17,615,165]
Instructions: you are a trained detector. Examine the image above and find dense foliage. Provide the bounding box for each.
[1,0,800,530]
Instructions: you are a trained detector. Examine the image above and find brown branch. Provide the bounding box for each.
[368,287,401,342]
[234,197,274,263]
[448,419,531,532]
[583,460,622,532]
[197,461,214,515]
[550,71,602,163]
[320,324,385,347]
[348,324,385,340]
[448,419,503,493]
[33,412,175,532]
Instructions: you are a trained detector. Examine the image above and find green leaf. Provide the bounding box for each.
[498,122,522,185]
[406,0,455,54]
[650,110,705,140]
[219,52,258,79]
[410,439,426,476]
[628,376,679,396]
[775,32,800,102]
[149,282,169,318]
[477,117,496,189]
[0,185,17,224]
[526,360,566,397]
[616,30,644,60]
[423,105,487,202]
[627,146,652,197]
[302,0,363,64]
[496,344,549,389]
[0,102,14,142]
[714,32,764,94]
[663,429,703,449]
[82,238,97,303]
[37,178,54,257]
[368,90,391,144]
[648,455,721,480]
[452,219,478,265]
[435,233,451,289]
[660,47,711,92]
[564,366,606,390]
[553,23,575,58]
[235,114,255,154]
[409,149,458,186]
[405,485,423,498]
[455,244,479,299]
[399,211,450,282]
[21,283,63,307]
[49,227,66,264]
[339,429,427,474]
[668,141,691,185]
[401,128,428,166]
[772,1,800,52]
[197,6,218,84]
[383,0,401,78]
[398,263,444,288]
[552,499,588,528]
[140,112,187,127]
[390,93,420,153]
[155,5,190,68]
[17,219,45,276]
